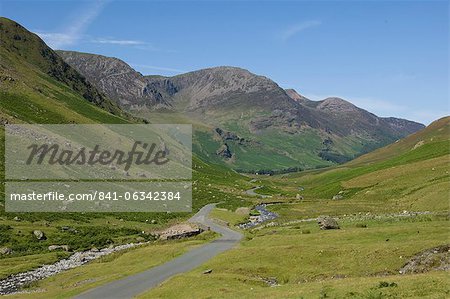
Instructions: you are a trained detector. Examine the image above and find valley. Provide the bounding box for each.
[2,116,448,298]
[0,15,448,299]
[56,51,424,172]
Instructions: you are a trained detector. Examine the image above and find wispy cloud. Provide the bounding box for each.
[281,20,321,42]
[34,0,170,52]
[131,64,188,74]
[90,38,148,46]
[36,0,107,48]
[303,93,445,124]
[89,37,159,50]
[35,32,75,48]
[35,32,160,50]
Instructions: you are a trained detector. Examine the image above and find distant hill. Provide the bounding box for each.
[349,116,450,166]
[56,49,424,172]
[281,116,449,212]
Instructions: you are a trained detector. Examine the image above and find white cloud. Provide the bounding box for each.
[89,38,159,50]
[35,32,75,48]
[36,0,107,49]
[90,38,148,46]
[35,32,160,50]
[281,20,321,41]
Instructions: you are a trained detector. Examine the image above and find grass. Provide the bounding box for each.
[209,208,249,226]
[150,109,407,173]
[4,231,217,299]
[2,122,448,297]
[132,119,450,298]
[139,272,449,299]
[138,216,449,298]
[0,251,69,280]
[1,17,448,298]
[258,136,449,207]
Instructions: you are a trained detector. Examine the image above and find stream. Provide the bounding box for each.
[238,204,278,229]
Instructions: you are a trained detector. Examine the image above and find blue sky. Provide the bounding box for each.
[1,0,448,124]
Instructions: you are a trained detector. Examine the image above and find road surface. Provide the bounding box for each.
[245,186,271,198]
[74,204,242,299]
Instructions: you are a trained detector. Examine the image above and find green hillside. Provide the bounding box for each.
[254,117,449,214]
[0,17,252,280]
[135,119,449,299]
[349,116,450,166]
[0,17,447,299]
[0,18,130,124]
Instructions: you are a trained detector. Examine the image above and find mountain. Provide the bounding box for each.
[56,52,424,172]
[0,18,131,124]
[0,18,252,281]
[285,88,314,106]
[56,50,172,110]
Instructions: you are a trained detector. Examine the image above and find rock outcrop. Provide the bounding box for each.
[33,230,46,240]
[399,244,450,274]
[158,224,203,240]
[317,216,340,230]
[216,143,232,159]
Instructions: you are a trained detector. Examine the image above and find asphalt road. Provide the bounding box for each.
[245,186,271,198]
[74,204,242,299]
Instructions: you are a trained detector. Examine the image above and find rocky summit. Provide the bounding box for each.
[57,50,424,172]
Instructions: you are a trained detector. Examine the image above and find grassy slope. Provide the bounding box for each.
[136,117,449,298]
[256,117,450,211]
[4,232,217,298]
[140,216,448,299]
[13,119,446,299]
[138,107,400,173]
[21,117,444,298]
[0,16,446,299]
[348,116,450,166]
[0,17,127,121]
[0,18,254,280]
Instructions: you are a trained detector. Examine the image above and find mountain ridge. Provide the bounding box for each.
[56,49,424,171]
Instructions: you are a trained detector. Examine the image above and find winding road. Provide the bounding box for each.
[74,204,242,299]
[245,186,271,198]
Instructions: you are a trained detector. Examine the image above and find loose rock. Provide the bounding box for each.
[399,244,450,274]
[33,230,46,240]
[317,216,340,230]
[0,247,12,255]
[48,245,69,252]
[0,242,146,295]
[158,223,203,240]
